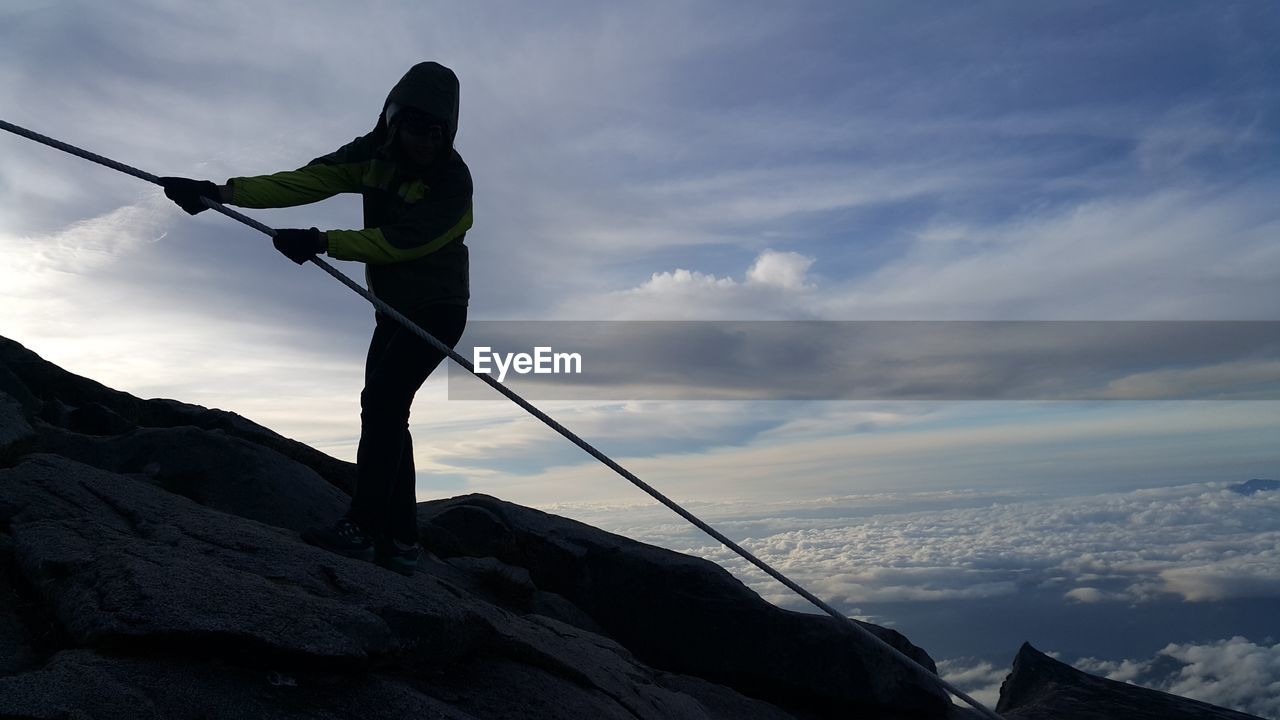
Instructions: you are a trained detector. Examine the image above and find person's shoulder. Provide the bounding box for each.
[307,130,383,167]
[439,149,473,193]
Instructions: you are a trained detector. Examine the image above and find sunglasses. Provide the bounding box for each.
[398,116,444,138]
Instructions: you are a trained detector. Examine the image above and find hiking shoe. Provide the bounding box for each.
[302,518,374,561]
[375,536,421,576]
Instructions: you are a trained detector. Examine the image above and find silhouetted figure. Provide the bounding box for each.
[161,61,472,575]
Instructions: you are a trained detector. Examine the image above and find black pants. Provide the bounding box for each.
[347,303,467,544]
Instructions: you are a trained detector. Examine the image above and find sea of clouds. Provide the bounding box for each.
[566,480,1279,607]
[552,480,1279,717]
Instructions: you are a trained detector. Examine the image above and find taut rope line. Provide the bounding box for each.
[0,118,1002,719]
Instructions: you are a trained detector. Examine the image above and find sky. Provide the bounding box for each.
[2,1,1278,716]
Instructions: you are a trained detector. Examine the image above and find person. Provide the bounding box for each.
[160,61,472,576]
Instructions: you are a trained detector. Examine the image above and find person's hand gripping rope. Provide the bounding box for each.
[160,176,326,264]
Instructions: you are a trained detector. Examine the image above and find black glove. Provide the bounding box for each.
[160,177,220,215]
[273,227,327,264]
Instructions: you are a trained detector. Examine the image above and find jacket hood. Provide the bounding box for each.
[377,61,460,148]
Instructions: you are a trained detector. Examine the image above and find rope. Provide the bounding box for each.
[1,118,1003,719]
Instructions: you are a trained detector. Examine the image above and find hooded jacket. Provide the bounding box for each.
[225,62,473,311]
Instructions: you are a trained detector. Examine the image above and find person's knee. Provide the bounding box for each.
[360,388,412,426]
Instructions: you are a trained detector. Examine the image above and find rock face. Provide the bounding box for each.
[0,336,951,719]
[417,495,944,716]
[0,335,1265,720]
[996,643,1264,720]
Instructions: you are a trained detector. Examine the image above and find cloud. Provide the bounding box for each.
[583,249,821,320]
[1076,637,1280,719]
[0,193,378,452]
[545,478,1280,610]
[1064,587,1127,604]
[551,180,1279,322]
[936,657,1006,710]
[1157,564,1280,603]
[746,250,814,290]
[444,398,1279,512]
[624,249,816,299]
[820,187,1280,320]
[0,196,167,299]
[636,268,738,293]
[1102,360,1280,400]
[1133,101,1270,175]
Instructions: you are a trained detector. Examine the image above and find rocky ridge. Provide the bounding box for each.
[0,335,1264,719]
